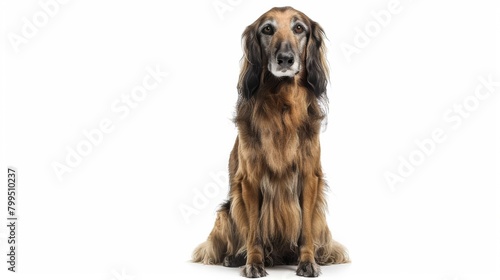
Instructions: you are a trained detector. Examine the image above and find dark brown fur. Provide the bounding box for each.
[193,7,349,277]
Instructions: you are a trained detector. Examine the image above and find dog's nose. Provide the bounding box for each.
[276,52,295,68]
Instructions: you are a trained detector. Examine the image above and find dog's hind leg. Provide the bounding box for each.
[313,213,350,265]
[192,202,234,265]
[223,253,247,267]
[315,234,350,265]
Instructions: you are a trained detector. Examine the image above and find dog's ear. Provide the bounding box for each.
[306,21,329,98]
[238,25,262,99]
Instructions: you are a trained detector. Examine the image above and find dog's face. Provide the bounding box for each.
[238,7,328,99]
[258,9,309,77]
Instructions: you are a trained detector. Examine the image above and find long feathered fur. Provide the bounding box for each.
[193,6,349,277]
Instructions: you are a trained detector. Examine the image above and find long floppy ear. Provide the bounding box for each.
[306,21,329,98]
[238,25,262,99]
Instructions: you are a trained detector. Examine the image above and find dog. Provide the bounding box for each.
[192,6,349,278]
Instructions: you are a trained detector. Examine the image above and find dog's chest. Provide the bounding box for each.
[255,90,308,173]
[259,172,302,244]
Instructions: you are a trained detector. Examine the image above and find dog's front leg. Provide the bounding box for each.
[297,174,321,277]
[240,178,267,278]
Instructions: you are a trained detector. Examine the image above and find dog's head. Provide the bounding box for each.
[238,7,329,99]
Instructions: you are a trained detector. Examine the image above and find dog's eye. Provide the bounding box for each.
[262,25,274,35]
[293,24,305,34]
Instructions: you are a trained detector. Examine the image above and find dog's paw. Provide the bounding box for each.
[223,254,246,267]
[296,261,320,277]
[241,263,268,278]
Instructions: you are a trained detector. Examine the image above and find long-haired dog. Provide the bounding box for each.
[193,7,349,277]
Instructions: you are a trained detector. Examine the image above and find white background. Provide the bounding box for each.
[1,0,499,279]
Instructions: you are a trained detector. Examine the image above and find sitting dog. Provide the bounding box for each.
[193,6,349,277]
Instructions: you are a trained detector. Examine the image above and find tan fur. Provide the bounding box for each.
[193,7,349,277]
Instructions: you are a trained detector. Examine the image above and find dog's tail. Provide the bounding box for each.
[192,203,233,264]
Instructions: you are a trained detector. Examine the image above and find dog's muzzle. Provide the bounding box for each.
[269,42,300,77]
